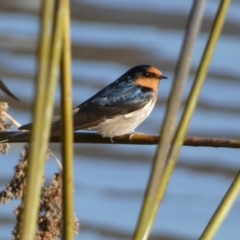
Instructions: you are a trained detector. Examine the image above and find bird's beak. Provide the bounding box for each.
[160,75,168,80]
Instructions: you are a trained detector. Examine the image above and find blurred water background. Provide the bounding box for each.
[0,0,240,239]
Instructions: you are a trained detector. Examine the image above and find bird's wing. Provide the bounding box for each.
[70,84,155,132]
[19,83,155,137]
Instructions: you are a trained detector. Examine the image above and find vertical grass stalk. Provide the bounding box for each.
[19,0,64,239]
[156,0,232,210]
[133,1,206,239]
[200,170,240,240]
[60,0,75,239]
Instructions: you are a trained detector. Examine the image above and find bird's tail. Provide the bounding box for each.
[1,131,31,142]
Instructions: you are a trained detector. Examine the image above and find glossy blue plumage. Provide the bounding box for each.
[82,79,154,107]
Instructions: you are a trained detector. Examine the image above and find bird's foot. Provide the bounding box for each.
[129,131,145,142]
[129,132,136,142]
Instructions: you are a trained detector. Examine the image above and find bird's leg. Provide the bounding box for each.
[129,132,136,142]
[129,131,145,142]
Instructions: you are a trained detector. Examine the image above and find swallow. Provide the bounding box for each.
[4,65,167,141]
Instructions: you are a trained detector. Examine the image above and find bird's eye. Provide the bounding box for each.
[143,72,150,77]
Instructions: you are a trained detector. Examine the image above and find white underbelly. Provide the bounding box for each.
[97,99,155,138]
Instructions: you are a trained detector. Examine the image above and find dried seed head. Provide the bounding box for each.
[37,174,80,239]
[0,102,11,154]
[0,145,30,204]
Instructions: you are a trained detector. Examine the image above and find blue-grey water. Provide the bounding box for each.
[0,0,240,239]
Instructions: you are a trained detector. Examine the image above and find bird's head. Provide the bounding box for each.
[126,65,167,91]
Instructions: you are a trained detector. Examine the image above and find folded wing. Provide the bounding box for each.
[19,83,155,137]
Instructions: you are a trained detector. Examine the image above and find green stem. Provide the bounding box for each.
[61,0,75,239]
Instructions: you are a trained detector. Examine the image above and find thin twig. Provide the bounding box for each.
[1,132,240,148]
[4,112,22,128]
